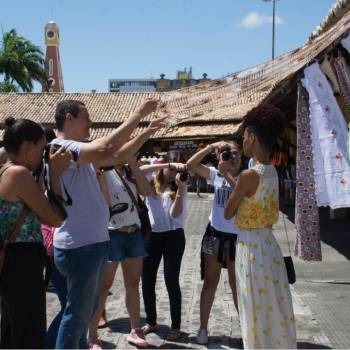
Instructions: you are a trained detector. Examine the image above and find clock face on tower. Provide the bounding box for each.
[47,30,55,39]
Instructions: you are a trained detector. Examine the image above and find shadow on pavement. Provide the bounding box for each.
[185,336,243,349]
[319,207,350,260]
[280,200,350,261]
[100,339,116,349]
[297,341,332,349]
[107,317,138,333]
[153,343,195,349]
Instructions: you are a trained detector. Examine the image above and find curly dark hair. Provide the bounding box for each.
[240,103,286,153]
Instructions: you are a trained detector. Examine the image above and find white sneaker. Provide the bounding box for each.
[196,328,209,345]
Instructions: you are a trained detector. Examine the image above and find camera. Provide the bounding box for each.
[109,203,129,218]
[179,170,189,182]
[44,143,78,163]
[221,149,233,161]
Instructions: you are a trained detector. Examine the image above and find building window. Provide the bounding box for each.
[49,59,54,76]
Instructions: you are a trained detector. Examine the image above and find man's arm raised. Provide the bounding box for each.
[78,99,158,164]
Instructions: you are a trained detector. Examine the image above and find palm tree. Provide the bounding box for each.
[0,29,48,92]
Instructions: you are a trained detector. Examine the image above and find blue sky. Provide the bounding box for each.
[1,0,335,92]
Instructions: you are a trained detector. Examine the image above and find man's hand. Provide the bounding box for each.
[147,115,168,133]
[136,98,159,118]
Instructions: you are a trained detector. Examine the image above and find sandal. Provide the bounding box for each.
[166,329,182,341]
[141,323,157,335]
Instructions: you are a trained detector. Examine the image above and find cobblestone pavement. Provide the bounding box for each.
[47,194,347,349]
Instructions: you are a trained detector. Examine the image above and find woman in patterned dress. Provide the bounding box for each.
[0,117,71,348]
[225,104,297,349]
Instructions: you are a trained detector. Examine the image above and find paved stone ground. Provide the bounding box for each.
[46,194,350,349]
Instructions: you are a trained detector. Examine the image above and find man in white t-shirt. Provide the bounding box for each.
[51,98,165,349]
[187,140,243,345]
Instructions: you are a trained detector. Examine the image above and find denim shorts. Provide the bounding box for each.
[108,230,147,262]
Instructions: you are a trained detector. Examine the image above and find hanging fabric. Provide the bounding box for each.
[332,56,350,122]
[331,54,350,163]
[341,32,350,55]
[320,57,341,94]
[294,84,322,261]
[301,63,350,209]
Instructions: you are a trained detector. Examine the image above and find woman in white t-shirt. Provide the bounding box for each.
[140,160,188,341]
[88,157,152,348]
[187,141,242,345]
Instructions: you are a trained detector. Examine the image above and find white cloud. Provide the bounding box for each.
[239,11,285,29]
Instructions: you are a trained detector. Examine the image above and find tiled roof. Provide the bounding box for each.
[1,1,350,141]
[159,6,350,124]
[309,0,350,40]
[0,92,161,124]
[90,122,239,140]
[0,123,238,141]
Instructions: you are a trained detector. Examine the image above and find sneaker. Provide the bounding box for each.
[127,328,149,348]
[196,328,209,345]
[88,337,102,350]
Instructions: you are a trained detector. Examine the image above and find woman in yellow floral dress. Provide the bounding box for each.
[225,104,296,349]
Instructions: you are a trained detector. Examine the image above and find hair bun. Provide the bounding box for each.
[4,117,16,128]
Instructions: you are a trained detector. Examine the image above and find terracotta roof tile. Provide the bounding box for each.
[86,123,239,140]
[0,92,161,124]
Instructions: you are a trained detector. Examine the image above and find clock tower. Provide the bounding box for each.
[42,21,64,92]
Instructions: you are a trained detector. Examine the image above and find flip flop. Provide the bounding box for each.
[166,329,182,341]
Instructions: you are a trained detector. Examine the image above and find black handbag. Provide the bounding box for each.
[284,256,296,284]
[137,195,152,240]
[282,214,296,284]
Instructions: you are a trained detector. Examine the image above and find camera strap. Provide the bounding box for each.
[43,162,72,206]
[115,169,141,213]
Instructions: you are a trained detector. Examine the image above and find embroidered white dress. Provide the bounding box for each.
[302,63,350,208]
[235,164,297,349]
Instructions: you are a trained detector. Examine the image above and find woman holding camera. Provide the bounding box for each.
[140,160,188,341]
[0,117,71,348]
[187,141,242,345]
[88,156,152,348]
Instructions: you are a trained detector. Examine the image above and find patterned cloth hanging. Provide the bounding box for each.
[294,84,322,261]
[331,55,350,164]
[332,56,350,121]
[301,63,350,209]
